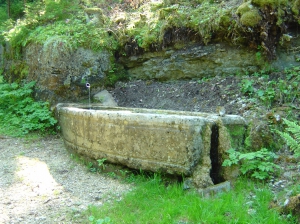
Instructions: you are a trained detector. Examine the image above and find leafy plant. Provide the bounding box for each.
[239,79,254,96]
[257,84,276,107]
[256,45,262,61]
[88,162,98,173]
[97,158,107,170]
[239,66,300,107]
[277,119,300,158]
[0,80,57,136]
[222,148,280,180]
[89,216,111,224]
[105,63,128,87]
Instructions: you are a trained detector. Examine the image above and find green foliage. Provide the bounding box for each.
[1,0,101,56]
[292,0,300,15]
[252,0,288,8]
[256,81,276,107]
[0,80,57,136]
[239,66,300,107]
[277,119,300,158]
[117,0,231,49]
[2,0,299,59]
[26,17,118,51]
[97,158,107,170]
[86,176,294,223]
[222,148,280,180]
[0,5,8,21]
[43,0,76,22]
[256,45,262,61]
[105,63,128,87]
[87,158,107,173]
[87,161,98,173]
[0,74,4,83]
[239,79,254,96]
[88,216,111,224]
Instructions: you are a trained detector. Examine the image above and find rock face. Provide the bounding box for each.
[117,31,300,81]
[23,39,111,104]
[93,90,118,107]
[281,194,300,222]
[119,43,263,80]
[2,32,300,104]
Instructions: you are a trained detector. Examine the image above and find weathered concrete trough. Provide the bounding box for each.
[56,103,247,188]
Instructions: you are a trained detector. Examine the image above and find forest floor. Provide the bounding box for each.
[0,136,132,223]
[111,74,300,120]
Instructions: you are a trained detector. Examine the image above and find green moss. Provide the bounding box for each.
[84,7,103,14]
[245,135,252,149]
[292,0,300,15]
[240,9,262,27]
[228,125,246,137]
[226,125,247,150]
[125,0,231,48]
[4,0,300,69]
[219,14,231,27]
[7,61,29,82]
[236,2,262,27]
[105,63,128,87]
[236,1,253,15]
[251,0,288,7]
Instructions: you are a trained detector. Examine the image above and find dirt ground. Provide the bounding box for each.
[0,136,131,223]
[110,74,299,120]
[112,77,244,115]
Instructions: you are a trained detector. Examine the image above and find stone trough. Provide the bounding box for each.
[56,103,247,188]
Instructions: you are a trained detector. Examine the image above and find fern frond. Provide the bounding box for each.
[283,118,300,141]
[278,132,299,152]
[278,119,300,157]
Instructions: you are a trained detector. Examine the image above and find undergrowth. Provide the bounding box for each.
[277,119,300,158]
[0,78,57,136]
[222,148,280,180]
[239,66,300,109]
[86,176,296,224]
[2,0,300,60]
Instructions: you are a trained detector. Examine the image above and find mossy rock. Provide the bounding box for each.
[84,7,103,14]
[236,1,254,15]
[281,194,300,221]
[240,9,262,27]
[7,61,29,82]
[245,120,274,150]
[219,14,231,27]
[236,1,262,27]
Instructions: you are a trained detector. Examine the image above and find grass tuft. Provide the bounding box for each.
[86,177,296,224]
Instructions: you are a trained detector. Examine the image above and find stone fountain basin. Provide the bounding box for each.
[56,103,246,188]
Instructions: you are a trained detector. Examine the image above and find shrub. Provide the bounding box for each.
[222,148,280,180]
[0,79,57,136]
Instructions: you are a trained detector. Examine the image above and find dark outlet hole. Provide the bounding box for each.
[210,124,225,184]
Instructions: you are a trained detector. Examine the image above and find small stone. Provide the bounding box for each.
[284,199,289,206]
